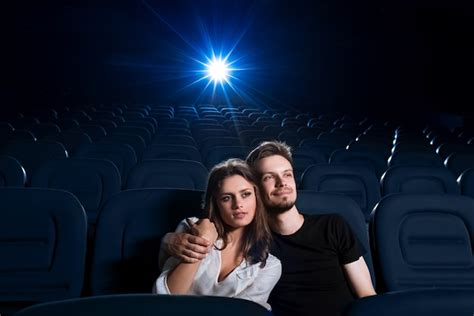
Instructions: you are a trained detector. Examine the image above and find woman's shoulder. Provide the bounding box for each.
[266,253,282,268]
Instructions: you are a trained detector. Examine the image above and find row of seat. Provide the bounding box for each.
[1,187,474,314]
[2,153,474,222]
[11,290,474,316]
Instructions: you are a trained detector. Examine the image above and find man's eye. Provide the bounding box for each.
[284,173,293,178]
[263,175,273,181]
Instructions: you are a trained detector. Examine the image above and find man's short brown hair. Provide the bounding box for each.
[246,140,293,170]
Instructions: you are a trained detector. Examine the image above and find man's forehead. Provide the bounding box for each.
[256,155,293,173]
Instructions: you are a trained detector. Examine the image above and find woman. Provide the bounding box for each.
[154,159,281,310]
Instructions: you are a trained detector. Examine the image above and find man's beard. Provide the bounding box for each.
[264,198,296,215]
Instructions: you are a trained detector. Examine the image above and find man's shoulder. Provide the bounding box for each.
[302,213,345,225]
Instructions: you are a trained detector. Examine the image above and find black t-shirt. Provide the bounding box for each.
[269,214,363,316]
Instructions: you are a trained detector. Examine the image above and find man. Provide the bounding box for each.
[160,141,376,315]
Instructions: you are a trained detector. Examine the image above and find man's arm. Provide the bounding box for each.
[342,256,376,298]
[159,232,211,267]
[159,218,217,269]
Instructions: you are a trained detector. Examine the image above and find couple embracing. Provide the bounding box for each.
[154,141,376,316]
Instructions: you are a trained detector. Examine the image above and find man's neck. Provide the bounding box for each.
[269,206,304,235]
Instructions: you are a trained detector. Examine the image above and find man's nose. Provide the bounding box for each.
[275,175,286,187]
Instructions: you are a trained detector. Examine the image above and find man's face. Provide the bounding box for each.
[255,154,297,214]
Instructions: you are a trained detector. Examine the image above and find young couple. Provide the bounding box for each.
[153,141,376,315]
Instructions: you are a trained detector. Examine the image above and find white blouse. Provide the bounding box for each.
[153,218,282,310]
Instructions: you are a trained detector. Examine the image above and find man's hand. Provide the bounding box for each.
[189,218,218,244]
[161,232,212,263]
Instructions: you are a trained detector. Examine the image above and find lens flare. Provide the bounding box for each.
[206,57,230,83]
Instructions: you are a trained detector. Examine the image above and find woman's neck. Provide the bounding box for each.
[225,226,245,246]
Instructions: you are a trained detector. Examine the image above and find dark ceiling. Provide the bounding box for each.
[6,0,474,116]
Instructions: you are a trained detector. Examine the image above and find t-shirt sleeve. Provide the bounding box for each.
[330,215,363,264]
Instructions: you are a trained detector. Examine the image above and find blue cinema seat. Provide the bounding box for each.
[30,158,121,224]
[329,148,388,180]
[381,165,460,195]
[89,188,204,294]
[43,131,92,156]
[370,193,474,292]
[0,155,26,187]
[300,164,381,221]
[458,168,474,199]
[74,142,137,187]
[126,159,208,190]
[14,294,269,316]
[143,144,202,162]
[296,191,376,284]
[388,151,444,167]
[344,288,474,316]
[445,151,474,179]
[0,140,68,184]
[100,133,146,159]
[203,146,250,170]
[0,188,87,315]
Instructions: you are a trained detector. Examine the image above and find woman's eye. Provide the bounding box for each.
[242,191,252,198]
[221,196,230,202]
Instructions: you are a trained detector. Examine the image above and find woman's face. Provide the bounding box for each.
[216,175,257,229]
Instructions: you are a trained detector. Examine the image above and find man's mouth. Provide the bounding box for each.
[272,189,293,196]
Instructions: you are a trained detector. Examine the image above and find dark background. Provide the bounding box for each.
[5,0,474,118]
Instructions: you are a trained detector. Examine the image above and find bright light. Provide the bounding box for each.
[206,58,230,83]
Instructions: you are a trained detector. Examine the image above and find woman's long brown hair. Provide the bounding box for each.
[203,158,272,267]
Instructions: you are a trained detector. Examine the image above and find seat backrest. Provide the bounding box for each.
[143,144,201,162]
[381,165,460,195]
[344,288,474,316]
[0,130,36,146]
[388,151,443,167]
[0,140,68,184]
[445,152,474,179]
[113,126,151,144]
[30,158,121,223]
[296,191,375,284]
[370,193,474,292]
[151,134,196,146]
[101,133,146,159]
[458,168,474,199]
[0,188,86,310]
[126,159,208,190]
[300,164,381,221]
[330,148,388,179]
[90,188,204,294]
[0,155,26,187]
[15,294,269,316]
[44,131,92,156]
[199,137,242,157]
[204,146,250,170]
[74,142,137,187]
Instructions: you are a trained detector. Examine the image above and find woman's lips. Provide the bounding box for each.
[232,212,248,219]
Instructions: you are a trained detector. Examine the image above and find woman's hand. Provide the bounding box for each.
[188,218,218,244]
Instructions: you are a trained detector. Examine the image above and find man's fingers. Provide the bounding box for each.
[188,235,211,247]
[182,249,206,261]
[179,255,200,264]
[186,242,210,255]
